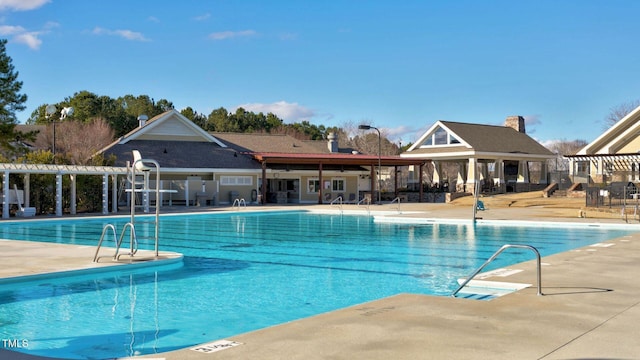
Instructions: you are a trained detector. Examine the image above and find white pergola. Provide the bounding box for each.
[1,163,127,219]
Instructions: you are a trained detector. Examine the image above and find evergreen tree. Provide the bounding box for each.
[0,39,28,155]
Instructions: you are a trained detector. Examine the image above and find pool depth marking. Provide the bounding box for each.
[191,340,242,353]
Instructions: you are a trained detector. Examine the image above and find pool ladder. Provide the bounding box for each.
[232,198,247,210]
[451,244,543,297]
[93,223,139,262]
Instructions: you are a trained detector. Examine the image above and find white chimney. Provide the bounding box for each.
[138,114,149,128]
[327,132,338,153]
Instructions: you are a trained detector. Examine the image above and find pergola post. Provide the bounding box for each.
[112,174,119,213]
[102,173,109,215]
[2,171,9,219]
[70,174,77,215]
[55,172,63,216]
[23,174,31,207]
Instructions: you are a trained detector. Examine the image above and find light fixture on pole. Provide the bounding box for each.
[45,105,57,154]
[53,107,74,156]
[358,124,381,204]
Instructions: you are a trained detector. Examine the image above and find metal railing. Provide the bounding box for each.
[390,196,401,213]
[93,222,139,262]
[93,224,117,262]
[330,196,343,212]
[451,244,543,297]
[232,198,247,210]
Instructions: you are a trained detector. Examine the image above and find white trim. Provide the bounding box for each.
[122,110,227,147]
[578,104,640,155]
[408,121,472,151]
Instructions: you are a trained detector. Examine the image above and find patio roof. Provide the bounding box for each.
[251,152,426,166]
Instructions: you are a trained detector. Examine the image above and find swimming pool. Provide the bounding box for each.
[0,211,635,359]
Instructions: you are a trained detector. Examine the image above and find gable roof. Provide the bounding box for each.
[118,109,226,147]
[576,105,640,155]
[404,120,554,159]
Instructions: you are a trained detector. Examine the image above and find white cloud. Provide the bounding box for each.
[0,0,49,11]
[92,27,150,42]
[0,24,45,50]
[235,101,315,122]
[194,13,211,21]
[0,24,24,35]
[209,30,256,40]
[14,31,42,49]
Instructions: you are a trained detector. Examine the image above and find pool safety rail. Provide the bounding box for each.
[232,198,247,210]
[451,244,543,297]
[390,196,401,213]
[93,223,138,262]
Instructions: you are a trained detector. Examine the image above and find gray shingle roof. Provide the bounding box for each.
[212,132,356,154]
[441,121,553,155]
[102,140,261,169]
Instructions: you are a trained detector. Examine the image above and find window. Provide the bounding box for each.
[220,176,253,186]
[307,179,320,193]
[433,128,448,145]
[420,126,462,147]
[332,178,345,192]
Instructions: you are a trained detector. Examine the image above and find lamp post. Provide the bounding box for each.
[359,124,381,204]
[45,105,56,154]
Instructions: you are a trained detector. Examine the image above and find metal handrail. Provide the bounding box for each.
[451,244,543,297]
[114,222,138,260]
[232,198,246,210]
[93,224,118,262]
[390,196,401,213]
[330,196,343,212]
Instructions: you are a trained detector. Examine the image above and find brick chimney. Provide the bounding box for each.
[505,115,526,133]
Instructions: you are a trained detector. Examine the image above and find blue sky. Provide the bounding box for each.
[3,0,640,146]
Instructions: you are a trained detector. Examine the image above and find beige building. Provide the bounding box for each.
[402,116,555,194]
[567,105,640,185]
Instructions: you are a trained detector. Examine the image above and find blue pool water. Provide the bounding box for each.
[0,211,635,359]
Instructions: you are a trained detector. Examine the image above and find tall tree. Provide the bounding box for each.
[0,39,28,155]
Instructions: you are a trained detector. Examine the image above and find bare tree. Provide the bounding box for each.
[605,100,640,128]
[36,118,115,164]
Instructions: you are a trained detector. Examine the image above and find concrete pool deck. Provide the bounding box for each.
[1,201,639,359]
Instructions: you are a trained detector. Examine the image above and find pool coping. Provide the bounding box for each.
[1,204,639,359]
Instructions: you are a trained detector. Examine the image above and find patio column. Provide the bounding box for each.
[517,160,530,183]
[539,160,548,184]
[419,163,424,202]
[261,162,267,205]
[465,158,478,194]
[495,159,505,192]
[431,161,441,185]
[318,162,323,204]
[457,161,468,192]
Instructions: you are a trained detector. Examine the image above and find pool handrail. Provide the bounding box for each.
[93,224,117,262]
[451,244,543,297]
[390,196,401,213]
[232,198,247,210]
